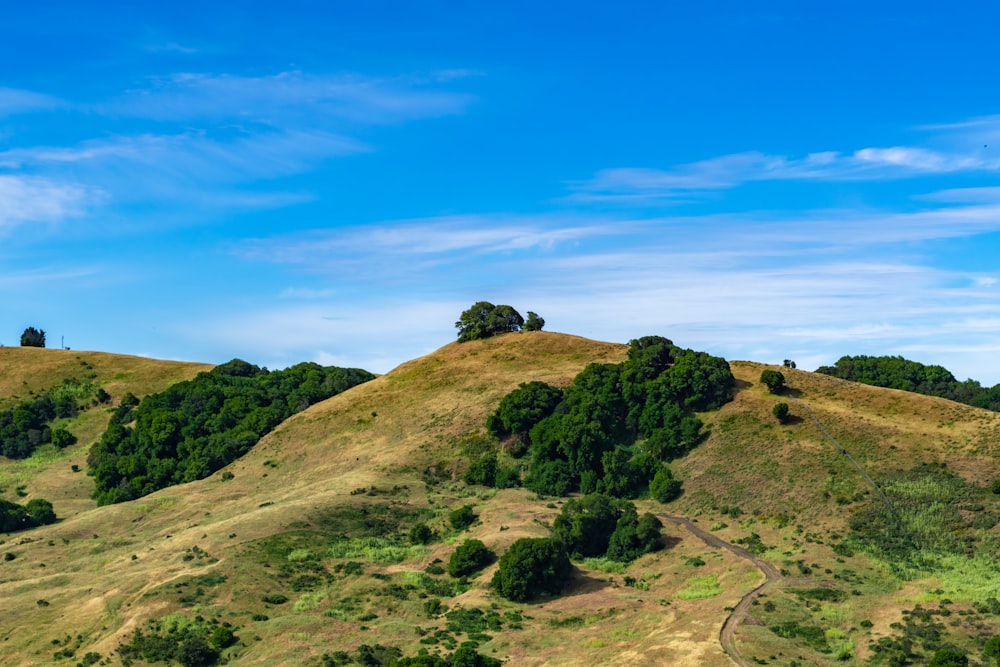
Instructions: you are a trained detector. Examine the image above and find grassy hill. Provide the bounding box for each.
[2,334,1000,666]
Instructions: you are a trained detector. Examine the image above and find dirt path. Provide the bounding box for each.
[657,397,857,665]
[659,515,780,667]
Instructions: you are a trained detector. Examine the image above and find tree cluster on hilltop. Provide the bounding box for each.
[20,326,46,348]
[455,301,543,342]
[816,355,1000,411]
[88,359,374,505]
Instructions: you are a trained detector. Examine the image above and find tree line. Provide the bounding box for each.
[88,359,374,505]
[816,355,1000,411]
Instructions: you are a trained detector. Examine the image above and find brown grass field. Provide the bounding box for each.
[2,333,1000,666]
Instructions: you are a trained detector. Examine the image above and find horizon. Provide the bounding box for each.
[3,2,1000,383]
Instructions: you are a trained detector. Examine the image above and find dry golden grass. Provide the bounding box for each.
[1,335,1000,665]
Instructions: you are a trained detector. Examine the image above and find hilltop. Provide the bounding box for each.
[2,333,1000,666]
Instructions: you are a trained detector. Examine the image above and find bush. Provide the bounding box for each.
[606,507,663,562]
[760,370,785,394]
[409,522,436,545]
[448,505,476,531]
[448,539,495,578]
[491,537,572,602]
[649,467,682,503]
[551,493,621,558]
[50,428,77,449]
[773,402,790,424]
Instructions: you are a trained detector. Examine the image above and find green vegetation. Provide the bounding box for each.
[847,463,1000,580]
[486,335,732,498]
[0,497,56,532]
[759,369,785,393]
[1,376,106,459]
[88,359,374,504]
[448,504,476,530]
[772,402,789,423]
[491,537,572,602]
[455,301,543,342]
[816,354,1000,411]
[447,539,495,578]
[20,327,45,348]
[117,614,238,666]
[551,493,663,562]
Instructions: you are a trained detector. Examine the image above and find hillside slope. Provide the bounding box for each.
[0,348,212,519]
[2,334,1000,666]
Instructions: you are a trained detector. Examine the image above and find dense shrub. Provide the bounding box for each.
[447,539,495,578]
[649,467,682,503]
[486,381,563,441]
[491,537,572,602]
[760,369,785,394]
[0,498,57,533]
[605,506,663,562]
[448,505,477,530]
[409,523,436,545]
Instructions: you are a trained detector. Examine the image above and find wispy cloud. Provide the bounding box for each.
[571,133,1000,204]
[0,175,101,231]
[572,150,1000,203]
[237,215,622,270]
[0,70,474,231]
[0,87,63,116]
[105,71,475,125]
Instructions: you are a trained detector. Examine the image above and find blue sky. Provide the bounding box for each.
[4,2,1000,384]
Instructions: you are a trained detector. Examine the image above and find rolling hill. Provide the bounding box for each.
[2,333,1000,666]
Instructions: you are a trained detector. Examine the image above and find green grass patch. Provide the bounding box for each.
[675,575,722,600]
[327,537,427,564]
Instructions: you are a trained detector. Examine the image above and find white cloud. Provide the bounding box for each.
[571,142,1000,203]
[0,175,101,231]
[105,71,475,125]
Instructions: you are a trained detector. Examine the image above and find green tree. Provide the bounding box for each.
[606,505,663,562]
[551,493,621,558]
[929,646,968,667]
[455,302,527,342]
[773,402,790,423]
[760,369,786,394]
[984,635,1000,666]
[174,636,218,667]
[486,381,563,442]
[25,498,56,526]
[649,466,682,503]
[449,504,477,530]
[409,522,436,545]
[50,427,77,449]
[20,327,46,348]
[491,537,572,602]
[523,311,545,332]
[448,539,495,577]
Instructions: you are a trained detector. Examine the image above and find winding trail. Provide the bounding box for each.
[656,396,866,665]
[658,514,780,667]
